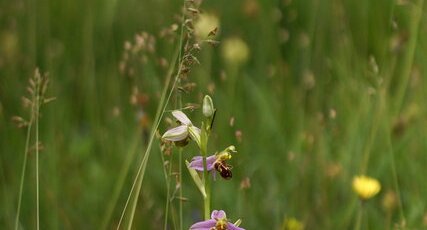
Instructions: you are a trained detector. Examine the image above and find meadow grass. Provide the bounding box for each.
[1,0,427,229]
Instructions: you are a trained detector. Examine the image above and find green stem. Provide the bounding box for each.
[127,157,144,230]
[204,167,211,220]
[202,166,210,220]
[36,85,40,230]
[100,127,141,229]
[14,118,34,230]
[116,45,180,229]
[393,0,424,114]
[117,4,187,227]
[117,7,186,227]
[385,117,406,226]
[176,70,184,230]
[200,122,210,220]
[354,201,363,230]
[360,89,383,174]
[388,138,405,226]
[382,2,424,227]
[161,148,173,230]
[178,148,183,230]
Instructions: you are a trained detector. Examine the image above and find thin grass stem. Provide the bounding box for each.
[354,201,363,230]
[178,148,183,230]
[360,92,382,174]
[387,134,405,226]
[35,81,40,230]
[393,0,424,114]
[117,7,187,227]
[384,1,424,228]
[176,71,184,230]
[100,127,141,229]
[160,147,172,230]
[14,119,33,230]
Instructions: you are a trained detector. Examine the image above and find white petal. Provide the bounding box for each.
[188,126,201,147]
[191,126,201,135]
[162,125,188,141]
[172,110,192,125]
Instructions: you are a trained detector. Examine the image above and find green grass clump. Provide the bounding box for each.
[1,0,427,229]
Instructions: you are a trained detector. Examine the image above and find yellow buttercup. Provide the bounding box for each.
[352,175,381,200]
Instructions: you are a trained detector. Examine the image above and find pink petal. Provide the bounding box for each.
[189,155,216,171]
[211,210,226,219]
[227,222,245,230]
[189,219,216,229]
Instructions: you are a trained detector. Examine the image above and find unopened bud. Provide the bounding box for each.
[202,95,215,118]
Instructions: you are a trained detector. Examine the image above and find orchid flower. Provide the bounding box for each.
[189,146,235,180]
[162,110,201,147]
[190,210,245,230]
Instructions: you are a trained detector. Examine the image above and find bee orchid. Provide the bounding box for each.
[162,110,201,147]
[190,210,245,230]
[189,146,235,180]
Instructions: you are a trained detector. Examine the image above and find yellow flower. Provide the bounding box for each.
[281,217,304,230]
[352,175,381,200]
[194,13,219,39]
[221,37,250,66]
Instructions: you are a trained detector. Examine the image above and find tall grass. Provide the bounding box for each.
[1,0,427,229]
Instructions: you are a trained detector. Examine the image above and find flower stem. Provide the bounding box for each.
[204,167,211,220]
[354,201,364,230]
[200,122,210,220]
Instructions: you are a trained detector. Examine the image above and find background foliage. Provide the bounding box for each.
[1,0,427,229]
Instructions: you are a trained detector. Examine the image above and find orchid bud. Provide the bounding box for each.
[203,95,215,118]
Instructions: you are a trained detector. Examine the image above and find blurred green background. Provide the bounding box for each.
[1,0,427,229]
